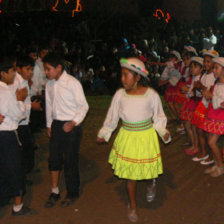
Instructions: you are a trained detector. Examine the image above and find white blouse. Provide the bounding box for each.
[212,83,224,109]
[98,88,170,143]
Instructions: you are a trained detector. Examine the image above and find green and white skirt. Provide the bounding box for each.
[108,119,163,180]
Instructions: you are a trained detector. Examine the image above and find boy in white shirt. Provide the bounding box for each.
[43,53,89,208]
[9,56,42,174]
[0,57,32,216]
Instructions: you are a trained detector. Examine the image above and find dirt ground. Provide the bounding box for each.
[1,96,224,224]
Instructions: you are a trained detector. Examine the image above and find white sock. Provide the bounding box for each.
[13,203,23,212]
[52,187,59,194]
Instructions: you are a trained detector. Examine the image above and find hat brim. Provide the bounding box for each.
[120,62,149,80]
[203,52,218,58]
[212,58,224,67]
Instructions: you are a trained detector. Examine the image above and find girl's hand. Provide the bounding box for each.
[194,81,203,89]
[202,89,212,100]
[180,85,189,93]
[163,132,170,142]
[96,137,106,144]
[220,101,224,109]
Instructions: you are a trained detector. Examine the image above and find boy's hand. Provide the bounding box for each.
[0,113,5,124]
[47,128,51,137]
[31,99,43,111]
[63,121,76,133]
[96,137,106,144]
[16,87,28,101]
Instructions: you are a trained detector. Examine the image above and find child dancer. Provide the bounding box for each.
[9,56,41,174]
[44,53,89,208]
[0,57,32,216]
[174,49,197,134]
[158,51,181,122]
[203,57,224,177]
[180,57,204,150]
[189,50,219,164]
[97,57,170,222]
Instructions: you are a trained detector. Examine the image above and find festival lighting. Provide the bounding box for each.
[153,9,171,23]
[0,0,2,14]
[52,0,82,17]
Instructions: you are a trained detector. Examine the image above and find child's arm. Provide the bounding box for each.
[63,80,89,133]
[45,84,53,137]
[212,87,224,109]
[97,89,122,142]
[1,89,26,123]
[151,91,171,143]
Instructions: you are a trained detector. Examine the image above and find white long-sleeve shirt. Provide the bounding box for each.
[97,88,170,143]
[203,34,217,50]
[212,83,224,109]
[9,72,31,125]
[0,81,26,131]
[31,58,46,96]
[45,71,89,128]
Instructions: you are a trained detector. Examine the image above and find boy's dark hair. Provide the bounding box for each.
[38,44,49,53]
[0,57,15,79]
[26,47,37,55]
[43,53,65,70]
[16,55,35,68]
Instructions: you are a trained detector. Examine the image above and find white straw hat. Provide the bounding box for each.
[184,46,198,56]
[120,57,149,79]
[203,50,219,58]
[190,57,204,66]
[212,57,224,67]
[170,50,181,60]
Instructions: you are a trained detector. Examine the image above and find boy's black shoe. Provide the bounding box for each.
[45,193,60,208]
[12,206,32,216]
[60,195,79,208]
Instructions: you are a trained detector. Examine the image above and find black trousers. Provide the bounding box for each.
[18,125,34,173]
[49,120,82,197]
[0,131,25,200]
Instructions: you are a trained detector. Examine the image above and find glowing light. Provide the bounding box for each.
[153,9,171,23]
[0,0,2,14]
[52,0,82,17]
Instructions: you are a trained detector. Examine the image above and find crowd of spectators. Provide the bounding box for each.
[1,12,224,95]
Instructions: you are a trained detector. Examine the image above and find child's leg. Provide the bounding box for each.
[192,125,199,151]
[167,102,177,120]
[146,179,156,202]
[197,128,207,156]
[126,180,137,211]
[183,121,193,144]
[51,171,60,188]
[208,133,223,167]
